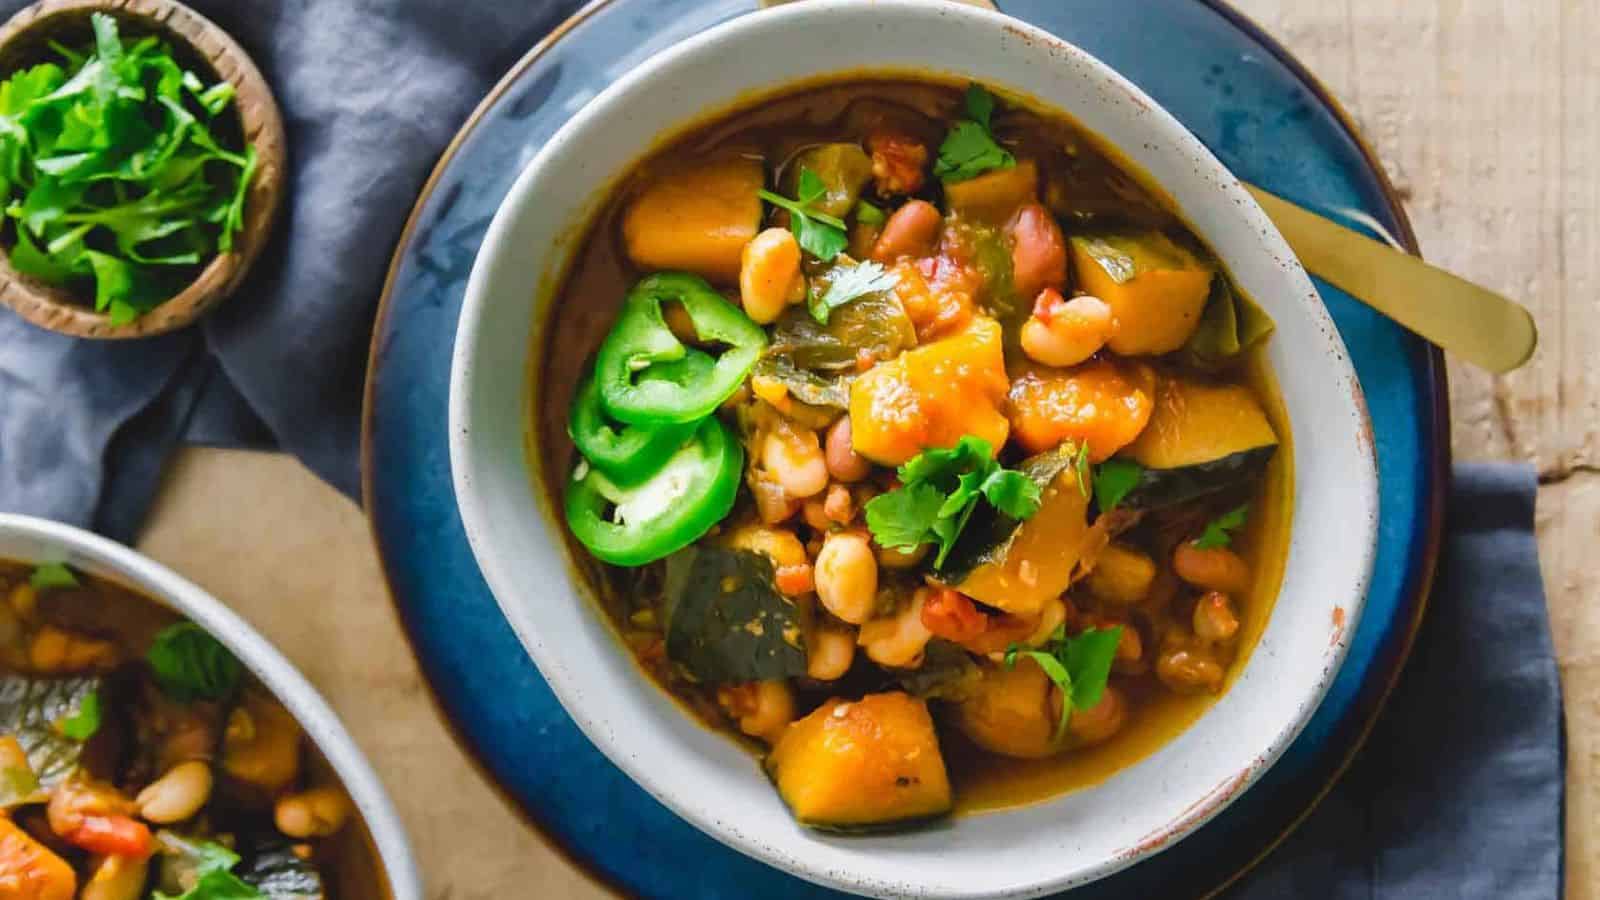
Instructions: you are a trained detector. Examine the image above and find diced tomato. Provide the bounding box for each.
[60,815,152,860]
[920,588,990,643]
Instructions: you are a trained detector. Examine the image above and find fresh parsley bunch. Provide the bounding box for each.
[0,13,256,323]
[864,435,1042,568]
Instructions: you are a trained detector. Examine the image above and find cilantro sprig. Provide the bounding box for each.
[146,622,242,703]
[0,13,256,324]
[28,561,79,590]
[758,167,848,261]
[1194,504,1249,550]
[808,260,899,324]
[933,84,1016,183]
[1004,624,1124,739]
[57,688,101,740]
[1092,459,1144,513]
[152,832,267,900]
[864,436,1041,568]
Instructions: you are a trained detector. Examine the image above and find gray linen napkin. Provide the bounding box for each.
[1230,462,1564,898]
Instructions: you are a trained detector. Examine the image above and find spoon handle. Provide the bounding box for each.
[1245,185,1537,373]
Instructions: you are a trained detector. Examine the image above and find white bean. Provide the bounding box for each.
[135,760,212,824]
[814,533,878,624]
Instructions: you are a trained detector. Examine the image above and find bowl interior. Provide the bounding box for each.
[450,2,1377,897]
[0,514,421,900]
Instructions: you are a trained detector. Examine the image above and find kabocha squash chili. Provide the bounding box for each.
[540,78,1293,827]
[0,560,364,898]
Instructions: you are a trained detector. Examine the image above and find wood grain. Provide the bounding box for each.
[1230,1,1593,894]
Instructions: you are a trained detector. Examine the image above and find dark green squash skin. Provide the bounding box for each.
[1120,444,1277,511]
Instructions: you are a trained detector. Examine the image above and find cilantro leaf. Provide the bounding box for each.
[1003,624,1125,739]
[1194,504,1249,550]
[1060,627,1123,711]
[758,166,848,261]
[1072,441,1092,498]
[933,84,1015,183]
[1093,459,1144,513]
[154,869,265,900]
[29,562,79,589]
[979,468,1041,519]
[808,260,899,324]
[151,834,265,900]
[864,436,1042,568]
[899,436,992,486]
[58,688,100,740]
[147,622,242,702]
[863,481,946,551]
[962,82,996,128]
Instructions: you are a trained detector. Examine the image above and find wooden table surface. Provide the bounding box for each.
[136,1,1596,896]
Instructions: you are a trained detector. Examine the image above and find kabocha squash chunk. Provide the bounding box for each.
[954,660,1061,759]
[768,692,951,829]
[1007,358,1157,460]
[944,159,1039,224]
[1069,232,1214,355]
[1084,543,1157,606]
[943,442,1090,618]
[623,155,764,284]
[849,316,1010,465]
[1117,376,1278,510]
[0,816,76,900]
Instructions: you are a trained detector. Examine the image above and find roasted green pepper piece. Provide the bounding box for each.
[595,273,766,425]
[565,416,742,566]
[568,370,694,484]
[782,144,874,220]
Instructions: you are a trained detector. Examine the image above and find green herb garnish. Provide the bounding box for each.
[864,436,1042,568]
[758,167,848,261]
[1004,624,1124,739]
[28,562,78,590]
[57,688,100,740]
[0,13,256,323]
[1194,504,1249,550]
[1071,441,1092,498]
[1092,459,1143,513]
[152,833,266,900]
[808,260,899,325]
[146,622,242,702]
[933,84,1016,183]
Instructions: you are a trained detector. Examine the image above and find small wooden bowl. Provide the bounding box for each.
[0,0,286,339]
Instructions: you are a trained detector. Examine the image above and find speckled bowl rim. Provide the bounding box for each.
[0,513,423,900]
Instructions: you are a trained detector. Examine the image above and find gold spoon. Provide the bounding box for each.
[759,0,1539,374]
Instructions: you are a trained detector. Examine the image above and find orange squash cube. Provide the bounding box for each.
[849,316,1010,465]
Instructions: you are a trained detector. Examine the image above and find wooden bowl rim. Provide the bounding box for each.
[0,0,286,339]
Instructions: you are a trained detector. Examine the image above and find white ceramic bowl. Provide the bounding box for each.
[0,513,423,900]
[450,2,1378,896]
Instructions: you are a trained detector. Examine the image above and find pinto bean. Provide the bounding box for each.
[870,200,942,262]
[1008,203,1067,299]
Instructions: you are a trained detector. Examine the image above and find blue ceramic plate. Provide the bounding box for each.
[361,1,1448,896]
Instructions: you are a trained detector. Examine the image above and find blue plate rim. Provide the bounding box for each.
[358,0,1451,895]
